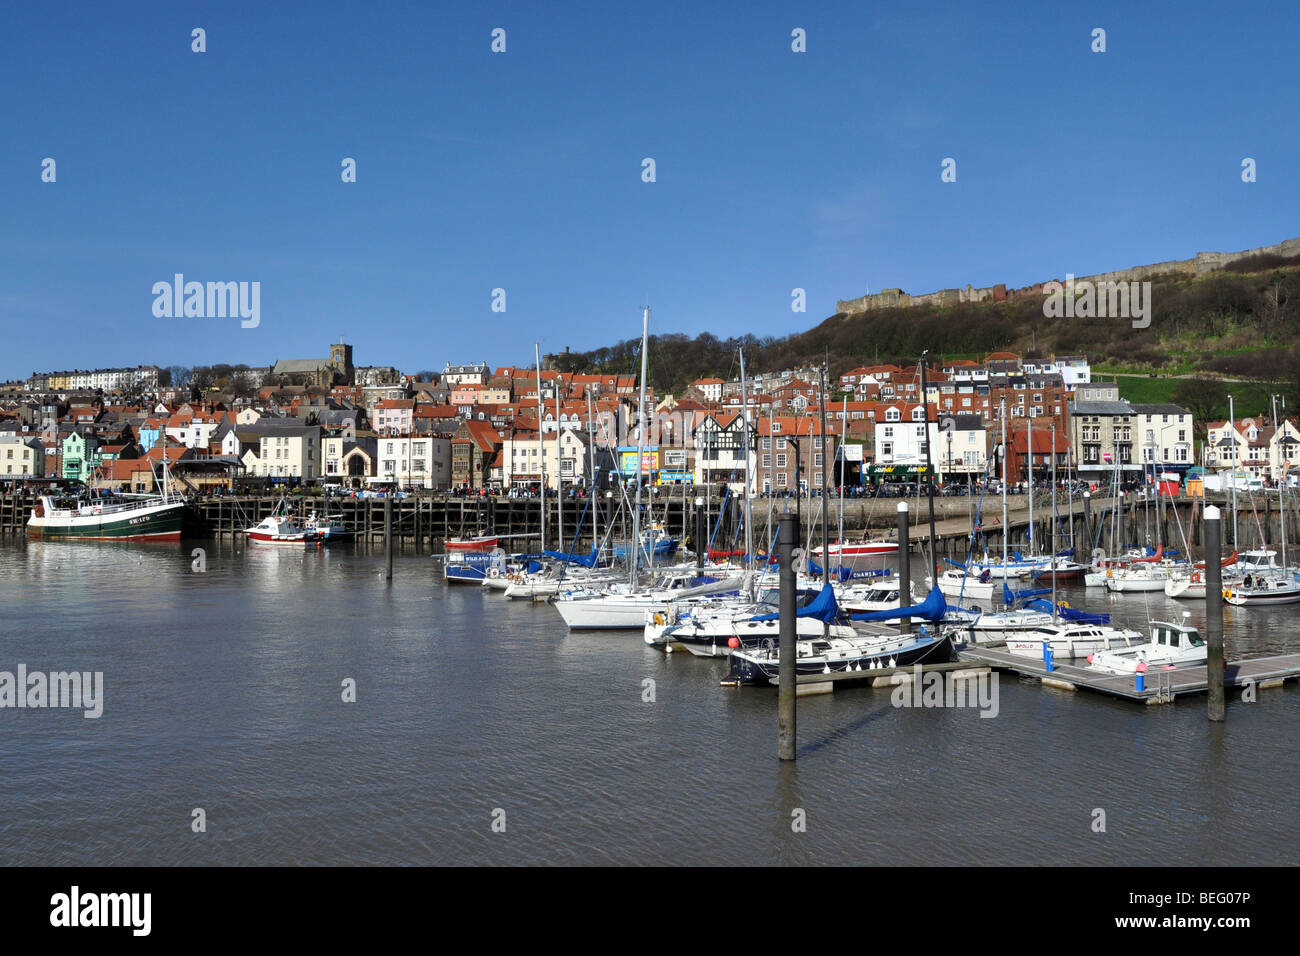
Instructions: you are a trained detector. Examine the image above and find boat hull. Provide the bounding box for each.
[726,633,953,686]
[813,542,900,558]
[555,597,666,629]
[27,502,185,541]
[1005,629,1144,659]
[248,532,319,544]
[446,537,498,551]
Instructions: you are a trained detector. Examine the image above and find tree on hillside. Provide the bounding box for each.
[1170,378,1229,435]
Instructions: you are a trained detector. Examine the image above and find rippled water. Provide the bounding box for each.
[1,539,1297,865]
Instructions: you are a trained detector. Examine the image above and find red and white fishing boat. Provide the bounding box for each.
[245,515,322,544]
[445,534,498,551]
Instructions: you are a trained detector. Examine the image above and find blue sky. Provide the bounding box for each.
[3,0,1298,380]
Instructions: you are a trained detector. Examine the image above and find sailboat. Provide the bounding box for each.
[723,585,955,685]
[553,307,746,628]
[1225,397,1300,605]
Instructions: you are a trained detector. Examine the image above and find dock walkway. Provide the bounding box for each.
[956,644,1300,704]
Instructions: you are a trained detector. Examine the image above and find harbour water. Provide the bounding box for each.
[1,539,1298,866]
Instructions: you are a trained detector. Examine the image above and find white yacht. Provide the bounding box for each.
[1004,621,1145,659]
[1088,620,1207,674]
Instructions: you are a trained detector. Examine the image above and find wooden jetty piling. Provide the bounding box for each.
[778,514,796,762]
[1205,505,1225,721]
[384,495,393,581]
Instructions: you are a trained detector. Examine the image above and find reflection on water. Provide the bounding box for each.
[0,539,1297,865]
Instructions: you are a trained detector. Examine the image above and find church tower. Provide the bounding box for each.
[330,341,354,385]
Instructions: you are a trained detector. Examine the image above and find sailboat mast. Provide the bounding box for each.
[1229,393,1238,550]
[818,363,831,585]
[1067,434,1075,552]
[1051,423,1058,615]
[534,343,546,550]
[588,389,597,559]
[1028,413,1034,557]
[1000,398,1008,572]
[839,391,847,550]
[1274,394,1286,570]
[555,383,563,555]
[919,352,938,588]
[632,306,649,587]
[739,348,754,572]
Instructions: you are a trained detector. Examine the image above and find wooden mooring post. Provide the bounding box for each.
[1205,504,1225,721]
[778,515,796,762]
[384,495,393,581]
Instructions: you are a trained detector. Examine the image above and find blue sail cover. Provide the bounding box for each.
[850,586,948,623]
[806,562,888,583]
[749,582,841,623]
[544,548,599,567]
[1002,583,1052,605]
[613,538,678,559]
[1024,598,1110,624]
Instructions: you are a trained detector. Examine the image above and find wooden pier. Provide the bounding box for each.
[955,644,1300,704]
[3,487,1300,559]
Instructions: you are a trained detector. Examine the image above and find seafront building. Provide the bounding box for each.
[12,342,1296,495]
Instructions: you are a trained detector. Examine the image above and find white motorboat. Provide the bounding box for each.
[1164,551,1242,598]
[1105,561,1182,593]
[1224,573,1300,606]
[553,570,746,629]
[961,607,1058,644]
[838,577,918,618]
[1088,619,1207,674]
[1004,621,1145,659]
[303,510,348,541]
[245,515,322,545]
[936,569,999,603]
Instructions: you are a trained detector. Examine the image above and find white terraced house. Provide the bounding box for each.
[241,423,323,479]
[0,435,45,477]
[1133,404,1194,472]
[373,435,452,489]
